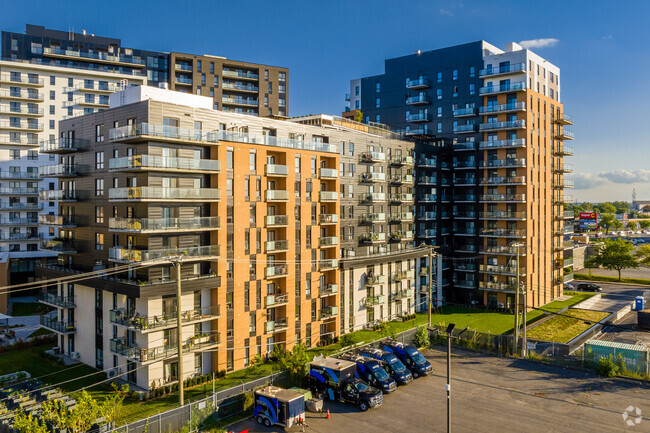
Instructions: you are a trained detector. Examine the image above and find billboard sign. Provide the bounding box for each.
[579,212,598,231]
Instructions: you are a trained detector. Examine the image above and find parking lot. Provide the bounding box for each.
[228,347,650,433]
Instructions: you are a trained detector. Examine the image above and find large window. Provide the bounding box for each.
[95,178,104,196]
[96,151,104,169]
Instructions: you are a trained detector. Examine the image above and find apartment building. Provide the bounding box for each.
[288,115,441,331]
[168,52,288,117]
[348,41,574,310]
[35,86,338,390]
[0,58,146,311]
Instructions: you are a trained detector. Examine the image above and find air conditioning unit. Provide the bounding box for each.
[107,368,121,378]
[70,352,80,360]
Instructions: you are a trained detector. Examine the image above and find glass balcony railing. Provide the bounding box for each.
[0,73,44,86]
[417,211,436,220]
[479,82,527,94]
[364,296,386,307]
[365,275,386,285]
[480,176,526,185]
[359,193,385,203]
[43,47,145,65]
[266,215,288,227]
[319,259,339,271]
[479,194,526,202]
[37,293,75,308]
[39,190,77,201]
[479,63,526,77]
[39,215,75,226]
[110,123,220,144]
[0,187,39,195]
[39,164,78,177]
[266,190,289,201]
[406,112,431,122]
[418,229,436,238]
[359,152,386,163]
[479,228,526,237]
[109,245,220,262]
[109,187,220,201]
[453,142,476,151]
[479,102,526,114]
[222,70,259,80]
[453,107,476,116]
[40,316,75,334]
[109,217,220,232]
[109,155,220,172]
[0,120,44,130]
[319,168,338,178]
[320,236,338,247]
[0,90,44,100]
[360,213,386,224]
[389,174,413,184]
[319,214,338,224]
[320,191,338,202]
[406,77,431,88]
[359,232,386,243]
[453,124,476,133]
[479,139,526,149]
[319,284,338,297]
[265,164,289,176]
[479,264,525,275]
[266,265,289,278]
[389,155,414,166]
[222,82,259,92]
[417,158,436,167]
[479,158,526,168]
[110,305,220,331]
[406,95,430,105]
[222,96,258,106]
[417,194,436,202]
[479,120,526,131]
[479,211,526,219]
[40,138,88,153]
[266,240,289,252]
[359,172,386,182]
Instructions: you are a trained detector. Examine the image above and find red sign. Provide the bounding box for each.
[579,212,598,220]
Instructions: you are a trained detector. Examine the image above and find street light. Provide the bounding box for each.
[445,323,455,433]
[167,254,185,407]
[419,243,438,328]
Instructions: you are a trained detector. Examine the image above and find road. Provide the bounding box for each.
[572,280,650,312]
[229,347,650,433]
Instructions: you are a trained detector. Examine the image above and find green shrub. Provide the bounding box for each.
[412,326,430,349]
[340,333,354,347]
[595,355,619,377]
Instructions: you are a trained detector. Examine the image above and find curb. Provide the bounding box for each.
[573,278,650,287]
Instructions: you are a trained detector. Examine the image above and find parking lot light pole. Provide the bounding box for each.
[446,323,455,433]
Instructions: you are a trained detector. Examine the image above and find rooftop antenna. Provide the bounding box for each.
[633,188,637,204]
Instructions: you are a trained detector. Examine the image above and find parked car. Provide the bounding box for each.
[576,283,602,292]
[564,282,575,290]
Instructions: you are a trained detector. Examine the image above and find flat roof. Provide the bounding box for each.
[311,357,355,371]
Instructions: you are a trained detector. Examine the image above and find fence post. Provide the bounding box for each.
[189,401,192,432]
[159,412,162,432]
[212,372,216,408]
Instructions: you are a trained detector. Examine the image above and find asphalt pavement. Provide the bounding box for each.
[228,347,650,433]
[572,280,650,312]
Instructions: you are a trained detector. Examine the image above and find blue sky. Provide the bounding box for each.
[1,0,648,203]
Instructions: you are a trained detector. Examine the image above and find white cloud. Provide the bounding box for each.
[573,169,650,190]
[518,38,559,49]
[602,34,613,40]
[439,8,453,16]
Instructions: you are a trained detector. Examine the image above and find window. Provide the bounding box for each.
[96,152,104,169]
[453,85,458,97]
[376,82,380,92]
[469,66,476,77]
[27,151,37,160]
[264,95,269,107]
[375,98,380,108]
[95,233,104,250]
[197,60,202,72]
[95,206,104,224]
[49,105,55,115]
[9,149,20,160]
[264,69,269,81]
[249,150,256,171]
[437,72,442,83]
[453,69,458,80]
[49,90,55,100]
[95,124,104,142]
[375,114,380,123]
[279,71,286,81]
[227,148,233,169]
[355,100,360,110]
[201,74,206,85]
[469,84,476,95]
[213,76,219,87]
[437,89,442,99]
[49,120,55,129]
[95,178,104,196]
[437,122,442,133]
[437,107,442,118]
[68,77,73,87]
[355,85,360,96]
[348,142,354,155]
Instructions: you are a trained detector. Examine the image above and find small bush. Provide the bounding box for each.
[218,369,227,378]
[412,326,431,349]
[340,334,354,347]
[595,355,619,377]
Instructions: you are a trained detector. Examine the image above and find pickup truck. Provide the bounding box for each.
[309,357,383,411]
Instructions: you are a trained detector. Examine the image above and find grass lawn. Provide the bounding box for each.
[524,291,597,326]
[27,327,54,338]
[10,302,54,316]
[526,309,610,343]
[575,273,650,285]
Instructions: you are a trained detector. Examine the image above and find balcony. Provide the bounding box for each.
[455,280,478,289]
[266,215,288,227]
[406,77,431,89]
[479,82,526,95]
[453,107,476,117]
[0,137,39,147]
[480,158,526,168]
[406,112,431,123]
[417,158,436,168]
[554,164,574,173]
[110,334,221,363]
[222,70,259,80]
[0,202,41,211]
[40,316,75,334]
[175,63,193,72]
[0,73,44,87]
[109,217,220,233]
[222,96,258,106]
[266,240,289,253]
[175,76,193,85]
[479,211,526,220]
[389,174,413,184]
[319,214,338,225]
[265,319,289,333]
[364,296,386,307]
[392,289,414,301]
[406,95,430,105]
[39,215,76,227]
[37,293,75,308]
[554,145,574,156]
[39,164,78,177]
[405,127,430,136]
[319,259,339,271]
[70,97,109,108]
[359,172,386,183]
[478,282,516,293]
[418,229,436,238]
[109,245,220,263]
[389,231,413,242]
[555,129,574,140]
[266,264,289,279]
[417,176,436,185]
[320,236,338,248]
[554,113,574,125]
[109,123,220,145]
[480,176,526,186]
[389,155,414,166]
[319,191,338,202]
[359,152,386,163]
[365,275,386,286]
[43,47,145,67]
[479,264,525,276]
[110,187,220,202]
[479,102,526,114]
[319,284,338,297]
[480,245,526,255]
[479,63,526,77]
[222,82,259,92]
[265,164,289,177]
[40,138,88,154]
[360,213,386,224]
[389,212,413,223]
[266,293,289,308]
[0,90,44,101]
[479,193,526,202]
[454,211,477,219]
[479,139,526,150]
[453,160,477,169]
[453,124,476,134]
[454,178,476,186]
[0,171,39,180]
[0,187,38,195]
[109,306,220,332]
[75,82,124,93]
[418,194,436,203]
[109,155,220,173]
[359,192,385,204]
[0,106,44,116]
[455,244,477,253]
[389,193,413,203]
[455,227,477,236]
[321,306,338,319]
[479,120,526,131]
[39,190,77,201]
[0,120,44,132]
[319,168,338,179]
[479,228,526,238]
[359,232,386,244]
[454,142,477,151]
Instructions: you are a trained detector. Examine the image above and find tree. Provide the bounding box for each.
[595,203,616,215]
[412,326,431,348]
[640,220,650,230]
[278,343,310,383]
[590,238,638,281]
[13,412,49,433]
[635,244,650,265]
[626,221,638,231]
[354,110,363,123]
[599,214,621,234]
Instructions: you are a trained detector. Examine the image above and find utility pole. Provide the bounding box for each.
[168,254,185,407]
[445,324,455,433]
[428,246,433,328]
[512,244,520,355]
[522,282,527,357]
